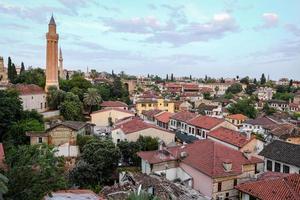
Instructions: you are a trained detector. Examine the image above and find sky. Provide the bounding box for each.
[0,0,299,80]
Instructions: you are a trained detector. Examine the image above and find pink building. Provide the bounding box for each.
[137,140,263,199]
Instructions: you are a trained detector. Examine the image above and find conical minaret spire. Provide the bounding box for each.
[45,14,59,91]
[58,47,64,79]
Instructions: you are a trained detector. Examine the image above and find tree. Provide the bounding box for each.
[203,92,212,100]
[0,89,23,137]
[8,63,17,83]
[245,84,257,95]
[3,119,44,147]
[4,144,67,200]
[66,71,69,80]
[15,68,46,87]
[253,78,257,85]
[263,103,276,115]
[240,76,249,85]
[94,83,112,101]
[69,139,121,187]
[214,86,219,96]
[170,73,174,82]
[0,173,8,198]
[46,86,65,110]
[60,92,83,121]
[226,83,243,94]
[20,62,25,74]
[227,98,258,118]
[137,136,159,151]
[166,74,169,81]
[260,73,266,85]
[84,88,102,114]
[224,92,234,99]
[117,140,141,166]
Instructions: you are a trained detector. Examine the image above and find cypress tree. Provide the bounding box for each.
[20,62,25,74]
[260,73,266,85]
[10,63,17,83]
[66,71,69,80]
[166,74,169,81]
[171,73,174,82]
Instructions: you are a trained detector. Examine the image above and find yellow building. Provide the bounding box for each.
[136,98,175,114]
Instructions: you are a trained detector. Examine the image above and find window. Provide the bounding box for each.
[218,182,222,192]
[283,165,290,173]
[117,139,120,143]
[275,162,281,172]
[38,137,43,143]
[40,103,43,109]
[266,160,273,171]
[233,179,237,186]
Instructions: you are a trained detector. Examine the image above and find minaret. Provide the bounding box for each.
[45,15,59,91]
[58,47,64,79]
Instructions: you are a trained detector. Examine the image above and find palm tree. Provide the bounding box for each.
[0,173,8,199]
[214,86,219,97]
[83,88,102,114]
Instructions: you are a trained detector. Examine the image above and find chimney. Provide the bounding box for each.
[180,151,188,158]
[243,150,252,160]
[223,159,232,172]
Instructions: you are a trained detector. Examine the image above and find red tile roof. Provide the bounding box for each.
[137,139,262,178]
[236,172,300,200]
[91,108,134,115]
[226,114,248,121]
[13,84,45,95]
[208,127,252,148]
[141,109,163,118]
[170,111,197,122]
[155,112,173,123]
[100,101,128,108]
[114,118,172,134]
[188,116,224,130]
[199,87,213,93]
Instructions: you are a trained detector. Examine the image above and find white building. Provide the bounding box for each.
[13,84,47,113]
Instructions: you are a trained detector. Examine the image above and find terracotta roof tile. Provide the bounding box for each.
[154,112,173,123]
[188,116,224,130]
[226,114,248,121]
[170,111,197,122]
[100,101,128,108]
[236,173,300,200]
[141,109,163,118]
[13,84,45,95]
[91,108,134,115]
[208,127,252,148]
[114,118,173,134]
[138,139,263,178]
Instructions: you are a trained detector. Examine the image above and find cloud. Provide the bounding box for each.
[285,24,300,37]
[0,2,73,23]
[254,12,279,30]
[146,13,239,46]
[58,0,88,15]
[101,16,171,34]
[161,4,187,24]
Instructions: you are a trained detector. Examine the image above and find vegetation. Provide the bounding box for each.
[15,68,45,88]
[0,173,8,198]
[262,103,276,115]
[260,73,266,85]
[4,144,67,200]
[60,92,83,121]
[69,138,121,188]
[127,190,160,200]
[228,98,258,118]
[83,88,102,114]
[226,83,243,94]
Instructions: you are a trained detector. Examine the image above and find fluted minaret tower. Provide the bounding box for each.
[45,15,59,91]
[58,47,64,79]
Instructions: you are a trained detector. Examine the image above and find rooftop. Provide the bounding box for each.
[226,114,248,121]
[13,84,45,95]
[208,127,252,148]
[100,101,128,108]
[170,111,197,122]
[259,140,300,167]
[236,172,300,200]
[91,108,134,115]
[187,116,224,130]
[138,139,263,178]
[154,112,173,123]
